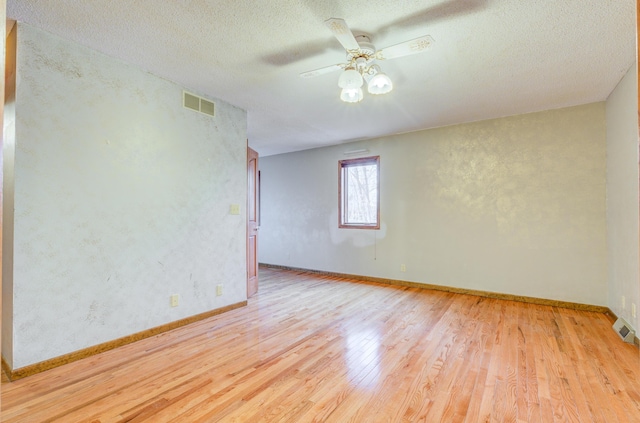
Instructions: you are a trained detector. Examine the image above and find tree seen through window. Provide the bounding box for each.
[339,156,380,229]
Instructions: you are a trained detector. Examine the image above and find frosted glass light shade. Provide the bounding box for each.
[338,68,364,89]
[340,87,363,103]
[367,72,393,95]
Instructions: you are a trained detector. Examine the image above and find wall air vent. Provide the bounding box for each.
[613,317,636,344]
[200,98,215,117]
[183,91,215,117]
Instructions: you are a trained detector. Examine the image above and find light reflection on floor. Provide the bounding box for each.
[345,325,381,389]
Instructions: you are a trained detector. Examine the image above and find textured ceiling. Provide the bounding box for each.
[7,1,636,156]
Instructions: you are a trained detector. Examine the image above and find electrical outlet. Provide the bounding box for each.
[633,303,637,319]
[230,204,240,215]
[170,294,179,307]
[216,284,223,296]
[400,264,406,272]
[622,296,626,310]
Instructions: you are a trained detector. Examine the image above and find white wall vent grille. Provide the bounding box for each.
[613,317,636,344]
[183,91,215,117]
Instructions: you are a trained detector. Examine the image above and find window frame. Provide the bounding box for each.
[338,155,380,230]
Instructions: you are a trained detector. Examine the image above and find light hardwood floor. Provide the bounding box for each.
[2,267,640,422]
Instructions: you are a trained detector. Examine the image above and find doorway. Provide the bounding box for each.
[247,147,259,297]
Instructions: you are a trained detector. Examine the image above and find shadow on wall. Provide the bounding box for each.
[329,209,388,247]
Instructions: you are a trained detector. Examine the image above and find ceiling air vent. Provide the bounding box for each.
[183,91,215,117]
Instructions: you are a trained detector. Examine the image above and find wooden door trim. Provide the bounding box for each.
[247,146,259,297]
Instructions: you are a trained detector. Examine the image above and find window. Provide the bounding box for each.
[339,156,380,229]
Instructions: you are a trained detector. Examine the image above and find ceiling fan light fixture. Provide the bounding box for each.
[338,68,363,89]
[367,72,393,95]
[303,18,434,104]
[340,87,363,103]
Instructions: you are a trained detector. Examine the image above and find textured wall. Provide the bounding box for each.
[606,62,639,330]
[260,103,607,306]
[4,24,247,369]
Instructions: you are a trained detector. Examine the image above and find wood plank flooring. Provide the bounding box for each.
[2,267,640,422]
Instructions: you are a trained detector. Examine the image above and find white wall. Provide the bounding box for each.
[260,104,608,306]
[2,24,247,369]
[606,62,639,330]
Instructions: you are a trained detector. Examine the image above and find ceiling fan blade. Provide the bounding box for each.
[300,63,345,78]
[376,35,434,60]
[324,18,360,52]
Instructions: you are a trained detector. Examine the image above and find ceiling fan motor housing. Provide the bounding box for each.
[347,35,376,65]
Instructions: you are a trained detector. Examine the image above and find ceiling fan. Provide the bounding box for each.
[301,18,434,103]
